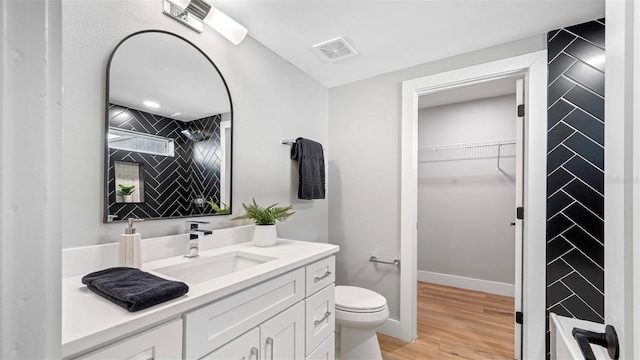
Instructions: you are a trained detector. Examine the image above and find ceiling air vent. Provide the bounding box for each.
[313,37,357,61]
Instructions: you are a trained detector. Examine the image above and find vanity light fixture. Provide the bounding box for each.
[163,0,248,45]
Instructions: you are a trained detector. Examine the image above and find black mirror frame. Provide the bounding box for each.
[103,30,233,223]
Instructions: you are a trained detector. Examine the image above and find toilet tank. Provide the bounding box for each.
[549,313,609,359]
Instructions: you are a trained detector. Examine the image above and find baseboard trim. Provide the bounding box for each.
[377,318,402,339]
[418,270,515,297]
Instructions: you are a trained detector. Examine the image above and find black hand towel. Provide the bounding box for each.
[291,137,325,199]
[81,267,189,312]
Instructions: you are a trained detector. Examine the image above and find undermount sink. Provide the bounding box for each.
[153,251,276,284]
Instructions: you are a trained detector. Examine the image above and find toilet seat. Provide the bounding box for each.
[335,304,387,313]
[335,286,387,313]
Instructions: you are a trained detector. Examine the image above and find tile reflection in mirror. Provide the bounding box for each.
[104,31,232,222]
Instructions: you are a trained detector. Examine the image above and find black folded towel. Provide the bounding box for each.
[291,137,325,200]
[81,267,189,312]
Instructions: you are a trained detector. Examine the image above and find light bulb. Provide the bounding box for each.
[204,6,248,45]
[172,0,191,8]
[143,100,160,109]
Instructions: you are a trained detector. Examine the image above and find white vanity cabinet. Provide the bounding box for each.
[76,319,182,360]
[184,268,306,359]
[305,284,335,357]
[63,243,338,360]
[259,301,306,360]
[305,335,335,360]
[201,301,306,360]
[188,256,336,360]
[201,328,260,360]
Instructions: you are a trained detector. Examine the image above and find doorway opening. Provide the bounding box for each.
[397,51,548,359]
[415,77,522,359]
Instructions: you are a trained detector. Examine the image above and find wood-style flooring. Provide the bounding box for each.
[378,282,515,359]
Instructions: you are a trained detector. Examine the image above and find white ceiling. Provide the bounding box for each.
[110,32,231,121]
[214,0,605,88]
[418,75,519,109]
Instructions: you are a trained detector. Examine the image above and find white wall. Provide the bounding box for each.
[417,95,516,286]
[62,0,328,248]
[328,36,545,321]
[1,1,62,357]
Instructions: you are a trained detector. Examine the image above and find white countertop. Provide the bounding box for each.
[62,239,339,358]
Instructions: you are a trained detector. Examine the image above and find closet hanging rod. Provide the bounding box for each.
[419,138,516,152]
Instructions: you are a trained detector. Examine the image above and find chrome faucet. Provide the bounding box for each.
[184,221,212,258]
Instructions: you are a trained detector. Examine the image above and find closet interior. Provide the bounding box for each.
[415,77,521,359]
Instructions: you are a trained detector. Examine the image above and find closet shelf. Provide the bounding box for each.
[419,138,516,152]
[418,138,517,170]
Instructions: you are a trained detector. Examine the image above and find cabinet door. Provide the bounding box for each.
[260,301,305,360]
[77,319,182,360]
[185,268,305,359]
[201,328,260,360]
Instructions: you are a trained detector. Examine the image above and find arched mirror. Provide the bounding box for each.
[104,30,232,222]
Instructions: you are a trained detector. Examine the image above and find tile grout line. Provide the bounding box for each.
[560,190,604,222]
[561,28,605,51]
[558,232,605,271]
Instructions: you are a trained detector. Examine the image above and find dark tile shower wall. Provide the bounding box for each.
[107,104,221,219]
[546,18,605,354]
[188,116,223,211]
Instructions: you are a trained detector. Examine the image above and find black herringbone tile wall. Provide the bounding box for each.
[189,116,223,215]
[107,104,222,219]
[546,18,605,356]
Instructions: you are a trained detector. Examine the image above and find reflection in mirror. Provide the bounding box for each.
[104,31,232,222]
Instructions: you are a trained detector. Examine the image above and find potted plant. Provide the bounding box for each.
[118,184,135,203]
[232,198,295,247]
[207,197,230,215]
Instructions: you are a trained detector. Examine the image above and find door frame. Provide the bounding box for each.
[398,51,548,359]
[605,0,637,358]
[634,3,640,357]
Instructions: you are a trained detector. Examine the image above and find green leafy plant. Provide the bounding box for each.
[118,184,136,195]
[207,197,231,215]
[232,198,295,225]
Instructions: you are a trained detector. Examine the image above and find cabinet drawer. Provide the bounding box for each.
[305,284,335,356]
[305,256,335,297]
[305,334,335,360]
[185,268,305,359]
[200,328,260,360]
[76,319,182,360]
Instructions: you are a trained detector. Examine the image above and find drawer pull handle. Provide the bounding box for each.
[250,346,259,360]
[314,311,332,326]
[266,337,274,360]
[314,271,332,283]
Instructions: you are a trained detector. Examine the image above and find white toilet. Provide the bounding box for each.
[334,286,389,360]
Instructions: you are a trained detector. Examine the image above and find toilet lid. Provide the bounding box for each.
[335,286,387,312]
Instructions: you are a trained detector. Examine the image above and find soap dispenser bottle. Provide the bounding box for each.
[119,218,143,268]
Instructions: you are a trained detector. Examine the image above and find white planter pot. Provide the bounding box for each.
[122,194,133,203]
[253,225,277,247]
